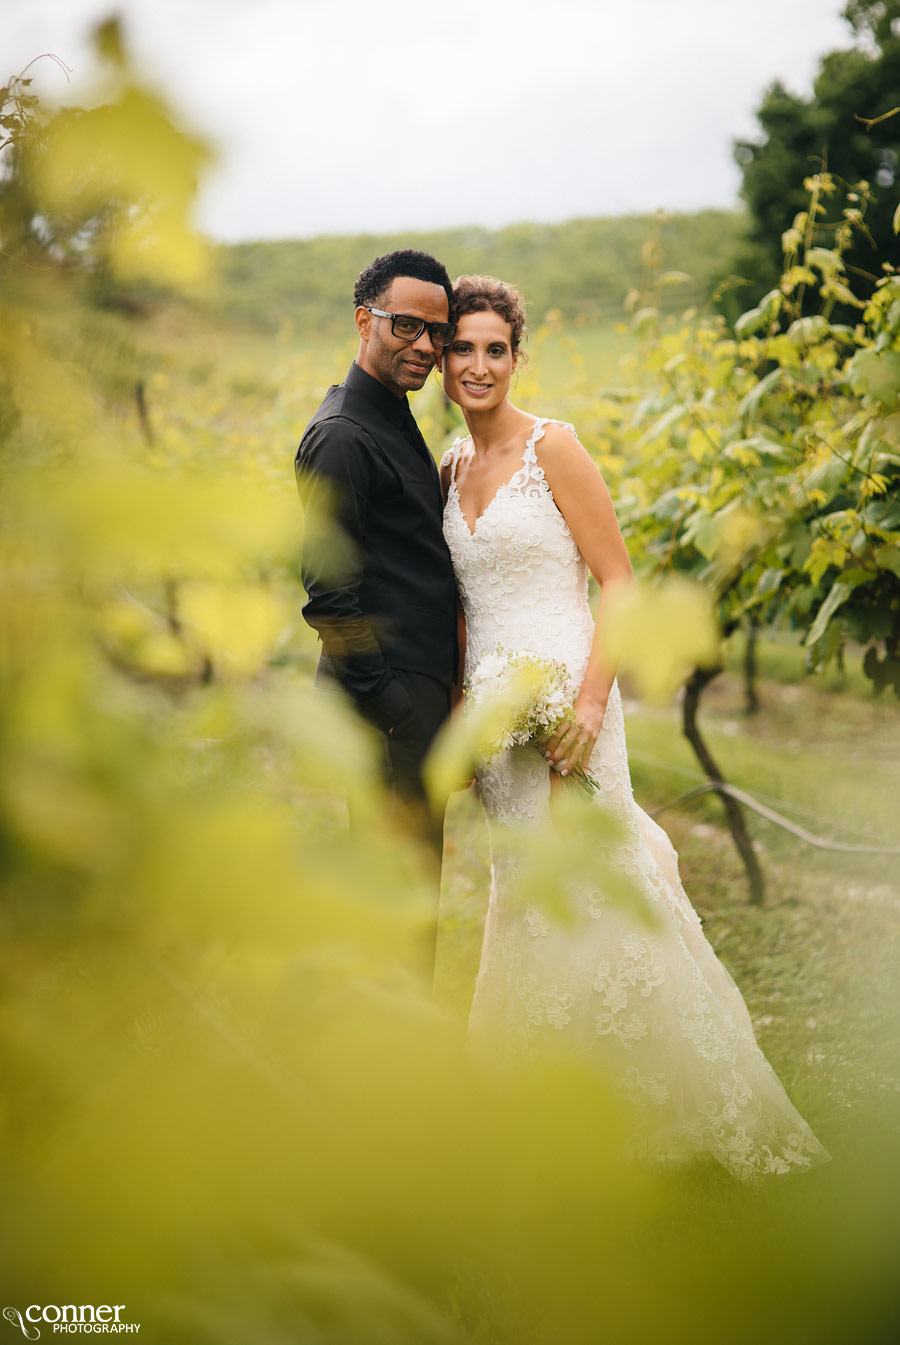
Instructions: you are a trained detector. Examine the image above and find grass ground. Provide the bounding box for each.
[436,646,900,1158]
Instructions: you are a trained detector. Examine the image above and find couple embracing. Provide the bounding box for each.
[295,249,828,1180]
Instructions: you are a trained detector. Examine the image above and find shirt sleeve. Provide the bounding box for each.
[294,417,412,732]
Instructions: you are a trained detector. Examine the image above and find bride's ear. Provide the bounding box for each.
[434,352,443,374]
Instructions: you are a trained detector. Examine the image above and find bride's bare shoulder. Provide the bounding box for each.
[533,420,594,475]
[534,418,580,445]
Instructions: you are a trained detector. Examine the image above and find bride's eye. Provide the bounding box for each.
[488,346,507,357]
[452,343,471,354]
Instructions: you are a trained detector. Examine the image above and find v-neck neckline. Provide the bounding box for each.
[451,417,547,538]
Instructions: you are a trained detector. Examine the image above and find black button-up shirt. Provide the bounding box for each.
[295,362,458,731]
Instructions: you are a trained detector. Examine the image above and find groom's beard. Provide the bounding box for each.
[368,332,435,394]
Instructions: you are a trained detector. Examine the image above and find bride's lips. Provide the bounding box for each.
[462,381,492,396]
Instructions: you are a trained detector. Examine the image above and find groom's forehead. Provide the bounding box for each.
[383,275,449,320]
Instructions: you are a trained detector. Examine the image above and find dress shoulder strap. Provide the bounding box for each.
[524,417,581,467]
[521,418,546,477]
[440,436,469,486]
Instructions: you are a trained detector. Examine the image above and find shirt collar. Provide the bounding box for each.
[344,360,410,428]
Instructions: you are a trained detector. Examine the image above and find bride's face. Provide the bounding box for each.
[440,310,516,412]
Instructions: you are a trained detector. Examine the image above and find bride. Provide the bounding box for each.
[437,274,829,1180]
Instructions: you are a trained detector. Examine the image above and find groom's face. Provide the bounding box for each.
[356,276,450,398]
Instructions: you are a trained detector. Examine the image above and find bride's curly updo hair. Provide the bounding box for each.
[451,275,528,360]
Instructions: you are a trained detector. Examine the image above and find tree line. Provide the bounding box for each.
[209,211,744,338]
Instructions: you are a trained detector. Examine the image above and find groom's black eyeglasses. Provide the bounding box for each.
[366,308,457,348]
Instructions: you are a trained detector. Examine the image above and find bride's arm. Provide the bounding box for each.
[440,455,468,709]
[439,455,452,505]
[452,599,467,709]
[535,423,635,777]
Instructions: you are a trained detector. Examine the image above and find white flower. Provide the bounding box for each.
[466,648,577,761]
[471,650,507,685]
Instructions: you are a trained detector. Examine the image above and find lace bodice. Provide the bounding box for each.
[442,418,595,688]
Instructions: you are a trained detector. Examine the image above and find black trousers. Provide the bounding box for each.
[317,668,449,979]
[379,669,450,860]
[382,671,449,792]
[316,666,451,857]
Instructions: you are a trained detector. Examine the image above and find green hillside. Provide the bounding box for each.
[209,210,745,337]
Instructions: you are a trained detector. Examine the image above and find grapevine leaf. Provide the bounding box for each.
[759,288,784,319]
[681,510,720,560]
[804,580,854,648]
[631,307,660,337]
[734,307,765,339]
[807,246,843,276]
[788,315,829,346]
[782,265,817,291]
[847,349,900,407]
[837,567,878,588]
[875,545,900,579]
[822,279,865,309]
[735,435,786,457]
[636,402,686,448]
[661,271,692,286]
[781,226,803,254]
[738,368,781,419]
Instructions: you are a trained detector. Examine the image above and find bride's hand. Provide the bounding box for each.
[544,691,606,777]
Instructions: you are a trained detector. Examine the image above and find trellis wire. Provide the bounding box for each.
[632,751,900,856]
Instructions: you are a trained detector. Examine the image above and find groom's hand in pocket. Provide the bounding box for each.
[387,701,418,740]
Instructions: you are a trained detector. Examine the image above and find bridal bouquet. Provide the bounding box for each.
[465,648,598,794]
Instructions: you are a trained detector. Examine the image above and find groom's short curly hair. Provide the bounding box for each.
[450,275,528,355]
[354,250,453,310]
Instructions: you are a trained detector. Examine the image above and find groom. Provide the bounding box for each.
[295,249,459,864]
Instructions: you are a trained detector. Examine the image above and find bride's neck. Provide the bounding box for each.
[463,400,530,454]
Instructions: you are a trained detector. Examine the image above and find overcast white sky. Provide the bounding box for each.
[4,0,852,241]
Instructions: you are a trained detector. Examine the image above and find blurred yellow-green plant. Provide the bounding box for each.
[1,23,899,1345]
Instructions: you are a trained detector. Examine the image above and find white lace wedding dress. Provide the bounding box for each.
[442,418,829,1180]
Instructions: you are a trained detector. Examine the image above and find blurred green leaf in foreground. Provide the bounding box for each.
[1,21,899,1345]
